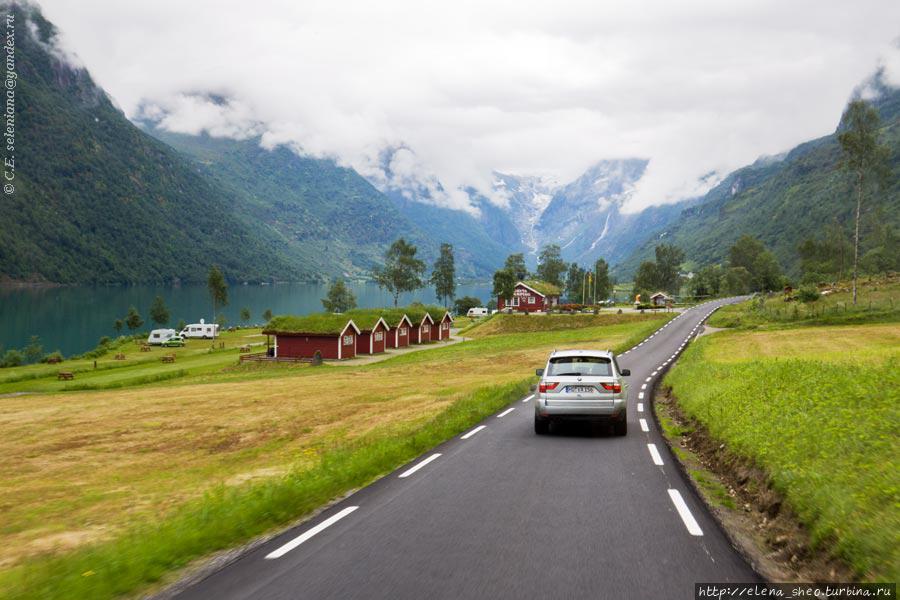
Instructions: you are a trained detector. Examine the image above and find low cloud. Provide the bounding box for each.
[37,0,900,213]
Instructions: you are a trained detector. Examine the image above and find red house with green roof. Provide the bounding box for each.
[263,314,360,360]
[497,280,561,313]
[404,306,435,344]
[424,306,453,341]
[378,309,413,348]
[345,310,390,355]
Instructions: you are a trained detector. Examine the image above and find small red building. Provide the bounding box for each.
[424,306,453,341]
[263,314,360,360]
[345,310,391,355]
[379,309,413,349]
[405,306,435,344]
[497,280,561,313]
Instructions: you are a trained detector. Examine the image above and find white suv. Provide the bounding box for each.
[533,350,630,435]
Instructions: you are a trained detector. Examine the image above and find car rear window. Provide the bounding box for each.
[547,356,612,377]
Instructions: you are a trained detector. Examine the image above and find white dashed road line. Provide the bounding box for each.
[265,506,359,559]
[398,453,442,479]
[668,489,704,536]
[638,392,645,400]
[647,443,664,465]
[639,419,649,432]
[637,403,644,412]
[497,407,516,418]
[522,394,534,403]
[461,425,487,440]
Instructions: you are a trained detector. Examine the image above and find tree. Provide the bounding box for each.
[690,265,724,299]
[430,243,456,307]
[632,261,658,301]
[536,244,566,286]
[216,313,227,328]
[723,267,752,295]
[321,279,358,313]
[113,319,123,334]
[372,238,426,306]
[504,253,529,281]
[453,296,483,315]
[593,259,612,303]
[240,307,251,324]
[838,99,892,304]
[207,266,229,335]
[263,308,273,323]
[125,306,144,332]
[564,262,586,303]
[492,268,516,304]
[24,336,43,364]
[176,319,187,332]
[728,235,783,292]
[654,244,685,293]
[149,295,170,326]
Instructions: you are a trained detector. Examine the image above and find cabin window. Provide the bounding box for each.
[528,297,536,304]
[443,322,449,329]
[343,335,353,346]
[400,327,407,335]
[423,324,430,332]
[510,297,519,307]
[374,332,383,341]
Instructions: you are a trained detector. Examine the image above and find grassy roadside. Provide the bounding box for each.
[0,313,668,599]
[0,380,530,600]
[663,322,899,581]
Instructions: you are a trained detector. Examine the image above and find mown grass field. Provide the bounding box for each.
[0,312,668,599]
[665,320,899,580]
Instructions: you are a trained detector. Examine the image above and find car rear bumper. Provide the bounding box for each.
[535,397,626,419]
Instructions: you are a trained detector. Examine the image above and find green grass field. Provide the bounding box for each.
[665,322,900,580]
[709,277,900,330]
[0,312,667,600]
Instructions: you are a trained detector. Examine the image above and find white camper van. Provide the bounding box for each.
[466,307,489,318]
[146,329,177,345]
[180,319,219,339]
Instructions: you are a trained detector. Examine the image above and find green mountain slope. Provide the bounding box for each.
[140,127,456,278]
[0,3,300,284]
[615,84,900,278]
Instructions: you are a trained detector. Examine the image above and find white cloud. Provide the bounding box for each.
[35,0,900,212]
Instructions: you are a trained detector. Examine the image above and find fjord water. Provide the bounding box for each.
[0,282,492,357]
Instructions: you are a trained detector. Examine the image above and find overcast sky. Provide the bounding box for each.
[38,0,900,213]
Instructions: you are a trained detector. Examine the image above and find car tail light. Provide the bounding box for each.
[601,382,622,393]
[539,382,559,393]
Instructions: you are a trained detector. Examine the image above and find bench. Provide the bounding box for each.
[57,371,74,380]
[114,353,126,360]
[45,356,62,364]
[161,354,176,363]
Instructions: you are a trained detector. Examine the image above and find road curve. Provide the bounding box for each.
[175,298,759,600]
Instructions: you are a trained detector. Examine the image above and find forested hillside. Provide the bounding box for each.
[616,83,900,278]
[0,3,300,284]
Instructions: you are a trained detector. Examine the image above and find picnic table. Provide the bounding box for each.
[46,355,62,364]
[57,371,74,380]
[114,353,126,360]
[161,354,176,364]
[140,344,152,352]
[239,345,252,353]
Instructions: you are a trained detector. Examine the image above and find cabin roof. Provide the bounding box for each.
[263,314,360,336]
[519,280,561,297]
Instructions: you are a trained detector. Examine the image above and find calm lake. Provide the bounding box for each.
[0,281,493,357]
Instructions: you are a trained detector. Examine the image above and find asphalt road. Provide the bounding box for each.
[176,298,759,600]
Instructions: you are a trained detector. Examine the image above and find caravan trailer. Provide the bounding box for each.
[180,319,219,339]
[146,329,177,345]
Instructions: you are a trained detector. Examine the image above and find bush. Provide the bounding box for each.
[558,303,585,312]
[41,351,64,364]
[797,286,821,303]
[0,349,25,368]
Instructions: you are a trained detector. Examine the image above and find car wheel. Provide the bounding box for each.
[613,417,627,436]
[534,415,550,435]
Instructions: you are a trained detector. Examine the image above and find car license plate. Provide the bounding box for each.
[566,386,593,394]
